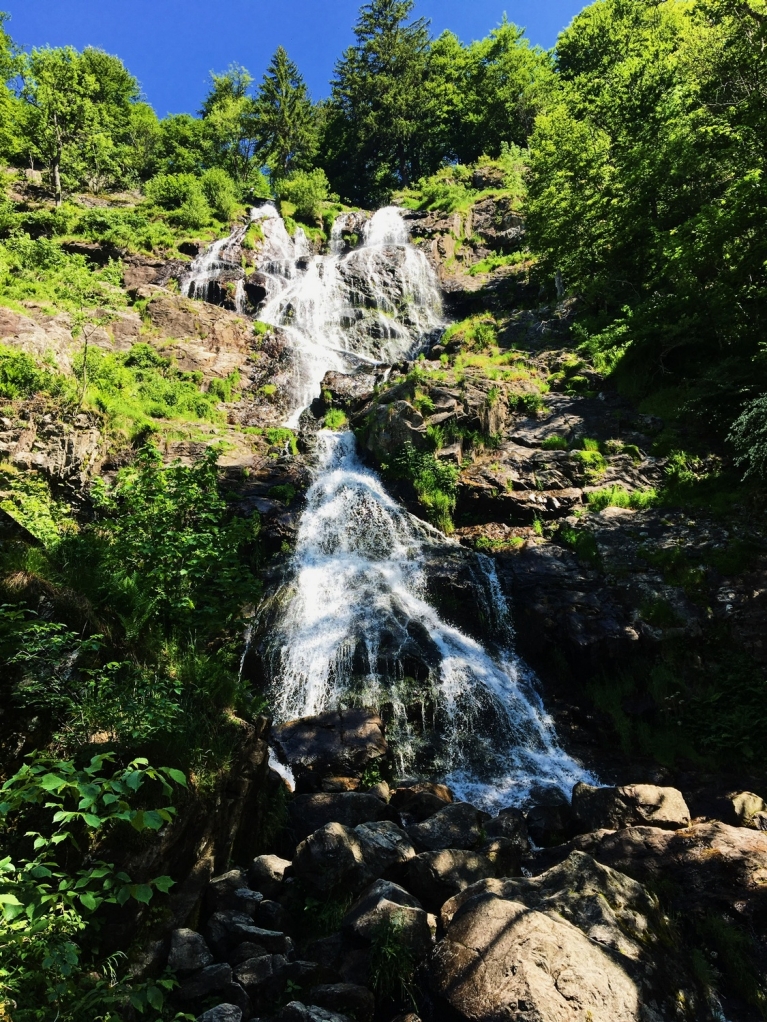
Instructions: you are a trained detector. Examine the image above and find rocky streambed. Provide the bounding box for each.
[155,709,767,1022]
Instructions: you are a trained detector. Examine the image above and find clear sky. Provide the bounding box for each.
[3,1,586,116]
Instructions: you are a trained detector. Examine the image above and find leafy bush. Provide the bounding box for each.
[587,484,657,512]
[0,752,183,1019]
[144,172,201,210]
[275,168,335,222]
[200,167,240,221]
[0,235,126,313]
[0,344,70,401]
[389,443,459,533]
[729,396,767,479]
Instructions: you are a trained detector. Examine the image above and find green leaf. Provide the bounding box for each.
[146,985,164,1011]
[81,813,103,829]
[79,891,98,911]
[131,884,153,904]
[130,810,145,832]
[152,875,174,894]
[0,893,23,906]
[39,774,66,792]
[165,768,187,786]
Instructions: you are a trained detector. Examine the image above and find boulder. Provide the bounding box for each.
[274,1004,352,1022]
[289,792,397,843]
[309,983,375,1022]
[407,850,496,912]
[249,854,291,897]
[206,870,250,913]
[407,802,488,852]
[572,821,767,928]
[479,837,525,878]
[196,1006,242,1022]
[167,928,214,975]
[272,709,388,792]
[293,822,368,895]
[205,911,291,958]
[233,953,287,1000]
[295,819,416,895]
[367,781,391,802]
[253,898,287,932]
[572,781,691,832]
[432,851,707,1022]
[730,791,767,828]
[228,941,268,966]
[526,801,578,847]
[390,783,453,822]
[355,820,416,879]
[178,963,233,1003]
[342,880,432,959]
[484,807,531,856]
[221,982,251,1019]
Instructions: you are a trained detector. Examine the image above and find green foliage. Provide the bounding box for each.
[729,396,767,479]
[369,914,416,1005]
[587,484,658,512]
[324,408,348,430]
[276,168,335,222]
[253,46,318,180]
[0,344,70,401]
[559,524,601,568]
[90,445,260,637]
[388,442,459,533]
[269,483,297,504]
[265,427,298,455]
[442,315,498,352]
[200,167,240,221]
[144,173,211,229]
[0,469,73,546]
[0,752,183,1019]
[0,235,126,314]
[526,0,767,448]
[541,435,568,450]
[468,251,526,276]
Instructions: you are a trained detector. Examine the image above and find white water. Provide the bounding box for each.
[180,213,255,314]
[254,205,444,425]
[267,431,595,809]
[188,204,594,808]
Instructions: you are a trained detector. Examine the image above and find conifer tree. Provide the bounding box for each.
[252,46,318,181]
[324,0,432,205]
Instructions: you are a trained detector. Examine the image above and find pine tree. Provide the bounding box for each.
[325,0,432,205]
[252,47,318,181]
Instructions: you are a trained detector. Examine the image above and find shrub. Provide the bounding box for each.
[144,172,200,209]
[729,396,767,479]
[201,167,240,221]
[324,408,348,430]
[0,344,70,401]
[588,484,658,511]
[275,169,335,222]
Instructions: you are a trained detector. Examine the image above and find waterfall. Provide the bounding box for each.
[267,431,595,809]
[254,205,444,425]
[185,203,594,807]
[180,214,254,314]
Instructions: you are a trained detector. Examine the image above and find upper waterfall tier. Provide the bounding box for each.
[253,204,444,425]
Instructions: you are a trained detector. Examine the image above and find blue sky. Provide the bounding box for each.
[3,1,586,116]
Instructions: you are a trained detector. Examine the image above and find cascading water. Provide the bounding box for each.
[187,202,595,807]
[254,205,444,425]
[266,430,595,809]
[180,216,254,314]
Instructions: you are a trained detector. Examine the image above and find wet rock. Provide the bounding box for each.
[526,801,578,847]
[407,849,496,912]
[177,963,233,1003]
[273,1004,352,1022]
[342,880,432,958]
[390,783,453,822]
[364,399,430,459]
[196,1006,242,1022]
[479,837,525,877]
[572,782,691,832]
[730,791,767,828]
[272,710,388,793]
[407,802,488,852]
[367,780,390,802]
[249,854,292,898]
[289,792,397,843]
[167,928,214,975]
[355,820,416,880]
[433,851,706,1022]
[309,983,375,1022]
[318,370,381,413]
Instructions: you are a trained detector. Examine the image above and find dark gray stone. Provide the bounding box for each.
[289,792,397,843]
[195,1006,242,1022]
[342,880,431,958]
[407,802,488,852]
[407,849,496,912]
[249,854,291,898]
[309,983,375,1022]
[178,963,233,1002]
[168,928,214,975]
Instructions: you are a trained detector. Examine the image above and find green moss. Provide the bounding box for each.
[324,408,348,430]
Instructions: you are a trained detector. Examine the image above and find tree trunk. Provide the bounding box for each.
[53,149,62,207]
